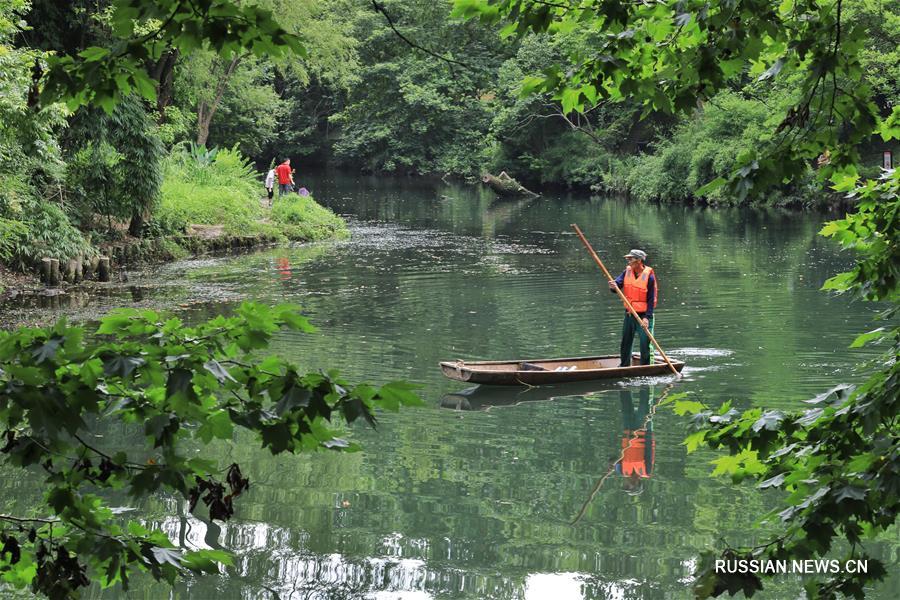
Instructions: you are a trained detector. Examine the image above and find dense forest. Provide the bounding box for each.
[3,0,898,284]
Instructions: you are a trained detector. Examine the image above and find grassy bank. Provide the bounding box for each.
[155,147,348,242]
[0,146,348,292]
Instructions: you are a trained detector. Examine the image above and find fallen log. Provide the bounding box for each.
[481,171,540,197]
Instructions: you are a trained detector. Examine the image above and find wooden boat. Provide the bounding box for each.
[439,354,684,386]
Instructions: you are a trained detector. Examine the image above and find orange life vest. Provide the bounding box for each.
[621,430,655,478]
[622,265,656,313]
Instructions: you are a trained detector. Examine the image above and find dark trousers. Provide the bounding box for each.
[620,313,654,366]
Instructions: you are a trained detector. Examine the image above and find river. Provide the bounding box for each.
[2,173,895,599]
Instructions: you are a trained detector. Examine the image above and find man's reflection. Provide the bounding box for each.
[614,387,655,494]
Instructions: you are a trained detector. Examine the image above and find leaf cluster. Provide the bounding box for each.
[37,0,306,113]
[454,0,886,200]
[679,366,896,598]
[0,302,421,597]
[669,169,900,598]
[821,167,900,304]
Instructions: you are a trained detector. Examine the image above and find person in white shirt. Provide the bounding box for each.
[264,167,276,206]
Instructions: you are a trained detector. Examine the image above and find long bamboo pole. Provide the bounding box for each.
[571,223,681,378]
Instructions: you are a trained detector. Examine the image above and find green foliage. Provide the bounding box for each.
[626,91,792,204]
[1,1,67,213]
[155,146,263,234]
[155,146,346,242]
[328,0,511,176]
[820,168,900,303]
[331,58,494,175]
[666,171,900,598]
[63,95,164,233]
[6,201,94,268]
[0,218,28,262]
[847,0,900,108]
[455,0,884,200]
[35,0,305,113]
[180,52,286,155]
[0,302,421,597]
[156,105,192,147]
[186,142,220,168]
[271,194,349,241]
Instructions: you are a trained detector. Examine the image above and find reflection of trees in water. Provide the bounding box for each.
[132,515,528,599]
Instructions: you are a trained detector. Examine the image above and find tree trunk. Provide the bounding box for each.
[128,211,145,237]
[153,48,180,122]
[97,257,110,282]
[195,54,244,146]
[481,171,540,197]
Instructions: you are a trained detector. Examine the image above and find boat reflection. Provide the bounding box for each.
[439,379,622,411]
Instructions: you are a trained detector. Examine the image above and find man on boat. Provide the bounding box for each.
[608,249,656,366]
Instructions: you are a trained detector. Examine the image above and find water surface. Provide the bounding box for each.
[2,174,895,599]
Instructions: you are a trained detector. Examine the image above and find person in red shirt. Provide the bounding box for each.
[275,159,294,197]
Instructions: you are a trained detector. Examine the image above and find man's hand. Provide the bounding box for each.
[608,280,617,290]
[641,318,649,329]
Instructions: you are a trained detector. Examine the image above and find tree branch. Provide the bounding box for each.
[369,0,472,71]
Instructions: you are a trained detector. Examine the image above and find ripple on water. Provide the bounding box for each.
[668,347,735,358]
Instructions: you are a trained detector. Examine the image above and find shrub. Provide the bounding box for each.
[271,195,348,241]
[63,95,164,234]
[155,146,263,235]
[0,217,27,261]
[622,91,809,205]
[7,200,95,269]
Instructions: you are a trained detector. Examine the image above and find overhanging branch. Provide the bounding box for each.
[369,0,472,71]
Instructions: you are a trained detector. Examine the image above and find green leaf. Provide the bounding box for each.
[79,359,104,387]
[834,485,867,503]
[878,106,900,141]
[752,410,784,432]
[322,437,351,449]
[376,381,423,410]
[165,368,196,402]
[96,314,135,335]
[520,75,547,96]
[757,57,784,81]
[181,549,233,573]
[31,338,62,364]
[260,422,293,454]
[821,271,856,292]
[560,87,582,114]
[150,547,183,570]
[673,399,705,415]
[103,355,146,378]
[759,473,786,489]
[198,410,233,442]
[694,177,727,196]
[78,46,110,62]
[275,382,310,416]
[849,327,885,348]
[203,359,236,383]
[683,430,707,453]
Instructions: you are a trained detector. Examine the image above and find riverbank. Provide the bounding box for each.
[0,193,348,299]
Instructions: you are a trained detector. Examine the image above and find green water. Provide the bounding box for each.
[3,174,896,599]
